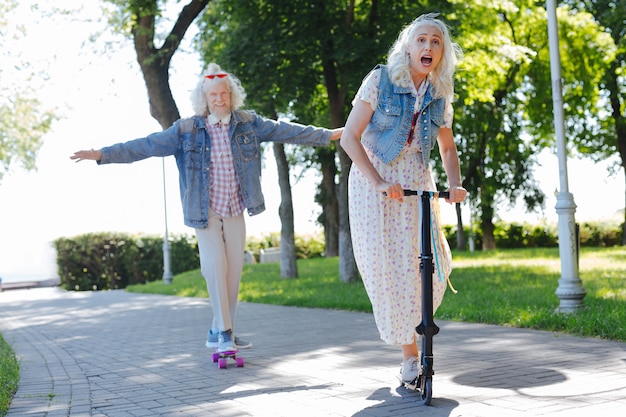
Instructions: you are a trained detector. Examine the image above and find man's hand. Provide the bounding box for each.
[70,149,102,162]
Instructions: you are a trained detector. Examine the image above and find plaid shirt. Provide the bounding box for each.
[207,116,245,217]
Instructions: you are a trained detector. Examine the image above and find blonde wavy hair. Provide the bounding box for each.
[190,63,247,116]
[387,13,462,101]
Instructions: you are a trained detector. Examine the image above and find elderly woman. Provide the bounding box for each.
[340,14,467,383]
[71,63,342,353]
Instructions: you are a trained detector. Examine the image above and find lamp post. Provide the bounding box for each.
[162,158,173,284]
[546,0,585,312]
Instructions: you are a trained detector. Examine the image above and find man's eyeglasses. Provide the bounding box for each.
[205,73,228,79]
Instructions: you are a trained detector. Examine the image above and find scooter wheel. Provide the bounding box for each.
[419,377,432,405]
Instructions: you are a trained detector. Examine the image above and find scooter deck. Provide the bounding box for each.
[398,375,420,391]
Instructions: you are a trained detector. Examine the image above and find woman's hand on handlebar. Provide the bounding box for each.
[445,186,468,204]
[379,182,404,201]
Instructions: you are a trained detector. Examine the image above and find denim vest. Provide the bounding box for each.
[99,110,331,228]
[360,65,445,166]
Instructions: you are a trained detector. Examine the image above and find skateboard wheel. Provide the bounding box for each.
[211,353,219,363]
[218,358,228,369]
[235,357,244,367]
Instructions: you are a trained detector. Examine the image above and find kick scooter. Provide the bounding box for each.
[400,189,449,405]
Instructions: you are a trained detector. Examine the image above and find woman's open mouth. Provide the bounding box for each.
[421,56,433,66]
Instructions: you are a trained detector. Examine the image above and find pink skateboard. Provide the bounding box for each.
[211,350,244,369]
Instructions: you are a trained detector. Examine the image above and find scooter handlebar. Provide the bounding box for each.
[398,190,450,199]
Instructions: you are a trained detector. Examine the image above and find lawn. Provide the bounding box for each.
[0,334,18,417]
[127,246,626,341]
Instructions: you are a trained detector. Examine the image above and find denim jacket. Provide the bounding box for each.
[361,65,445,166]
[99,110,332,228]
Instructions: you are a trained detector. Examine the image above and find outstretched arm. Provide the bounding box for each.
[70,149,102,162]
[329,127,344,141]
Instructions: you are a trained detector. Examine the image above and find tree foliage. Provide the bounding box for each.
[197,0,446,280]
[0,0,57,181]
[441,0,616,248]
[101,0,209,129]
[87,0,623,263]
[563,0,626,244]
[0,96,55,180]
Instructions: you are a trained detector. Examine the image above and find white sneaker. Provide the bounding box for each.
[400,356,420,383]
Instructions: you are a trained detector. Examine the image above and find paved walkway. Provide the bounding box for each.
[1,287,625,417]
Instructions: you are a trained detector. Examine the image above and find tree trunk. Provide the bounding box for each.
[337,145,359,282]
[482,218,496,250]
[318,149,339,257]
[480,191,496,250]
[128,1,209,282]
[273,143,298,278]
[317,14,358,281]
[606,62,626,246]
[131,0,209,129]
[623,175,626,246]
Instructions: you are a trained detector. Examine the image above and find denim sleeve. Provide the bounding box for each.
[99,123,182,164]
[253,116,331,146]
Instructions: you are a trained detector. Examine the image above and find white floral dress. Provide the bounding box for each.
[348,69,453,346]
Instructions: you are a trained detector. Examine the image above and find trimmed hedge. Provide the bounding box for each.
[245,231,326,261]
[54,220,622,291]
[443,220,623,250]
[53,233,199,291]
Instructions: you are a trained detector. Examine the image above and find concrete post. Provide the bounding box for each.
[547,0,585,312]
[162,158,173,284]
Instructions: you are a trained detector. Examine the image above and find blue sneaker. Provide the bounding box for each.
[205,329,219,348]
[217,330,237,353]
[206,329,252,349]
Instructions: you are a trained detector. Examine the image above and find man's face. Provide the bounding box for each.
[206,82,231,117]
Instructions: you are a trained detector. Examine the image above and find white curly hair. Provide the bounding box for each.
[190,63,247,116]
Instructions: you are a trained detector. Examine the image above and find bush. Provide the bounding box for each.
[245,232,281,262]
[53,233,134,291]
[53,219,621,291]
[53,233,199,291]
[442,220,620,250]
[170,234,200,274]
[579,222,623,247]
[294,232,325,259]
[526,223,558,247]
[244,231,326,262]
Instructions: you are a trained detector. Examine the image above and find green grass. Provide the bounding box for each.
[0,334,18,417]
[127,246,626,341]
[436,248,626,340]
[128,258,373,312]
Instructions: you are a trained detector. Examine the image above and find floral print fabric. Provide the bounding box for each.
[348,70,453,346]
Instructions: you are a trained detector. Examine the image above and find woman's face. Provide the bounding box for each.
[205,81,231,117]
[407,23,444,78]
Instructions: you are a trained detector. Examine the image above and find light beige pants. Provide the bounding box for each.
[195,209,246,333]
